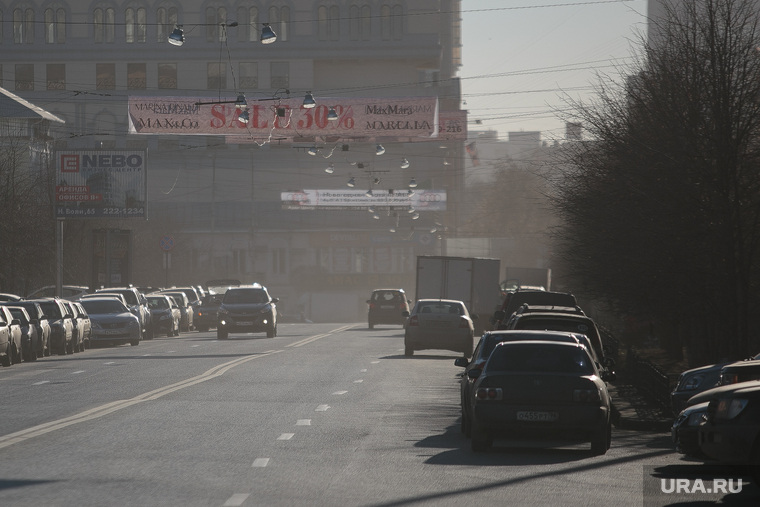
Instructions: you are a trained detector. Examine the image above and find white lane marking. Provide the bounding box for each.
[223,494,250,506]
[332,391,348,395]
[0,350,283,450]
[104,361,115,365]
[353,379,363,383]
[286,324,355,348]
[71,371,85,375]
[167,350,176,353]
[371,361,380,364]
[315,404,330,412]
[190,345,201,348]
[142,354,151,357]
[252,458,270,468]
[296,419,311,426]
[32,381,50,386]
[277,433,294,440]
[360,369,367,372]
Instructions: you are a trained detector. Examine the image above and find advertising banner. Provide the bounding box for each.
[280,189,446,210]
[128,96,443,141]
[55,151,147,219]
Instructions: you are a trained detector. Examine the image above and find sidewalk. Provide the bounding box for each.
[608,381,673,432]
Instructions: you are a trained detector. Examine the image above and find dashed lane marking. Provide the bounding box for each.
[277,433,294,440]
[223,494,250,506]
[252,458,270,468]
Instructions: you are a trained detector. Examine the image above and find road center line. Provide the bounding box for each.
[252,458,270,467]
[0,350,282,450]
[286,324,355,348]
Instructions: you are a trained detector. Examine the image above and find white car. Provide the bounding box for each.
[403,299,476,357]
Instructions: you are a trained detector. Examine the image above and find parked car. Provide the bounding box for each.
[73,301,92,350]
[61,300,84,354]
[195,293,223,332]
[80,297,141,347]
[1,301,51,358]
[670,352,760,415]
[402,299,476,357]
[146,294,180,337]
[468,340,612,454]
[699,382,760,484]
[27,285,90,301]
[492,289,578,329]
[0,306,23,366]
[160,291,193,332]
[6,306,39,362]
[216,284,278,339]
[0,293,23,302]
[95,287,152,339]
[31,298,74,356]
[504,312,607,365]
[455,330,590,437]
[366,289,410,329]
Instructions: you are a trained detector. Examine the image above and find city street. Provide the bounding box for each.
[0,324,755,506]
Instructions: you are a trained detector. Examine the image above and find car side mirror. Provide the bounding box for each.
[454,357,469,368]
[467,369,482,380]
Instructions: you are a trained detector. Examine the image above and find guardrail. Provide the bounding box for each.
[625,348,674,413]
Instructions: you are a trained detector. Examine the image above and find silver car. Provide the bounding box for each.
[402,299,476,357]
[80,298,141,347]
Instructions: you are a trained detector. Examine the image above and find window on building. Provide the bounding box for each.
[381,5,391,40]
[239,63,258,89]
[349,5,371,41]
[207,62,226,90]
[206,7,228,42]
[128,63,146,89]
[418,68,439,87]
[237,6,258,42]
[15,64,33,91]
[270,62,289,89]
[318,5,340,41]
[157,7,178,42]
[268,6,290,42]
[14,8,35,44]
[47,63,65,90]
[45,8,66,43]
[93,7,116,43]
[96,63,116,90]
[392,5,403,40]
[126,7,147,43]
[158,63,177,89]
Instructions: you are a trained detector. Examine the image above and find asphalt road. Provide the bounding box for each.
[1,323,757,506]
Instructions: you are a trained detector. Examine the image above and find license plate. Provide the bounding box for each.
[101,329,122,335]
[517,411,559,422]
[380,305,395,309]
[236,321,253,326]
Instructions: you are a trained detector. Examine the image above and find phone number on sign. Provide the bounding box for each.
[102,207,145,215]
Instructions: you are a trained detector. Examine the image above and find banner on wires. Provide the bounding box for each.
[128,96,448,141]
[55,150,147,219]
[280,189,447,210]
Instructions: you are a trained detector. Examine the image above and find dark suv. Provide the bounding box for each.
[367,289,410,329]
[217,284,278,339]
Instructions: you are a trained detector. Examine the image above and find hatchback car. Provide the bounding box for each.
[96,287,152,339]
[367,289,410,329]
[160,291,193,332]
[80,298,141,347]
[216,284,278,339]
[402,299,476,357]
[195,293,223,332]
[468,340,612,455]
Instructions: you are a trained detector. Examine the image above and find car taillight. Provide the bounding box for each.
[408,315,419,327]
[475,387,502,401]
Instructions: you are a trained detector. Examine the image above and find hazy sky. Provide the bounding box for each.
[460,0,649,141]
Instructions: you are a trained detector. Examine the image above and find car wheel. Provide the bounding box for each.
[12,343,22,365]
[471,421,491,452]
[166,327,173,338]
[198,325,209,332]
[217,329,228,340]
[591,423,611,456]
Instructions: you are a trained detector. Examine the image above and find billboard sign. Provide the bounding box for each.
[280,189,446,210]
[56,151,147,219]
[128,96,442,141]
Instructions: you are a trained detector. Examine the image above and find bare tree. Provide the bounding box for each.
[553,0,760,365]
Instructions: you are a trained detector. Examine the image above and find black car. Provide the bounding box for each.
[217,284,279,339]
[492,289,578,329]
[367,289,410,329]
[468,340,613,455]
[195,293,223,332]
[699,383,760,484]
[455,330,590,438]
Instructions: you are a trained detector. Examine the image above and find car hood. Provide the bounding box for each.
[89,312,137,322]
[687,380,760,406]
[221,303,270,312]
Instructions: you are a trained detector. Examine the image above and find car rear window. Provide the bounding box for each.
[224,289,268,304]
[487,343,595,375]
[82,299,127,314]
[147,297,169,309]
[419,303,462,315]
[38,301,63,319]
[373,291,403,303]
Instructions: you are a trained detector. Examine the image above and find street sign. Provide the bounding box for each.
[160,235,175,252]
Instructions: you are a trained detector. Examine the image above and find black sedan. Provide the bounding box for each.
[468,340,612,455]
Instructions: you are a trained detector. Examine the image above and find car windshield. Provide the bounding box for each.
[373,291,403,303]
[517,317,595,337]
[487,343,595,375]
[147,297,169,309]
[82,299,128,314]
[224,289,268,304]
[99,290,137,305]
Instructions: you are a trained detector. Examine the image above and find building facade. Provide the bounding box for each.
[1,1,465,320]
